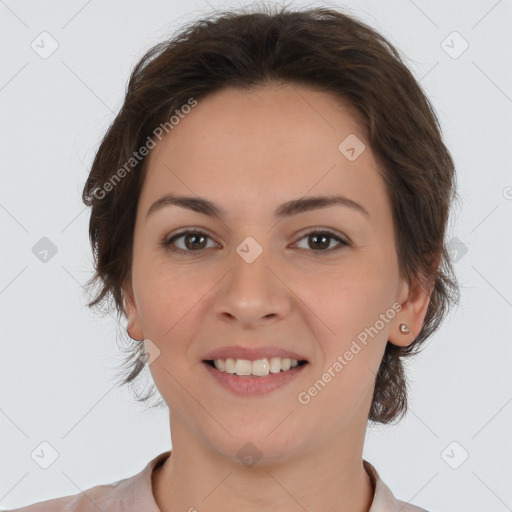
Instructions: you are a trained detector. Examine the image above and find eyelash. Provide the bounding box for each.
[161,228,350,256]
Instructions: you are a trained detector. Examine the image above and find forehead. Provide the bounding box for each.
[140,83,389,221]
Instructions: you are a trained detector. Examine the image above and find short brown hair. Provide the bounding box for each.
[82,4,460,424]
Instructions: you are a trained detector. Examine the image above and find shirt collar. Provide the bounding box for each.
[122,451,407,512]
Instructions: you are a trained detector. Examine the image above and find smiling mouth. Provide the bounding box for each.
[203,358,309,377]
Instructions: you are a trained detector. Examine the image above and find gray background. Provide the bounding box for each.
[1,0,511,510]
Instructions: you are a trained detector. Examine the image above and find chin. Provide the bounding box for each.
[203,419,309,468]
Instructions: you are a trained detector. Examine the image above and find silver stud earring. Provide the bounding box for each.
[399,323,410,334]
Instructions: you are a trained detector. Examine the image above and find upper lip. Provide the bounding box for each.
[202,345,308,362]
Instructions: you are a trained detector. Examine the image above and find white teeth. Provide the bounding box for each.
[211,357,302,376]
[251,358,270,376]
[269,357,282,373]
[234,359,252,375]
[225,358,236,374]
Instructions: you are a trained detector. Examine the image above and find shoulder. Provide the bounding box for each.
[1,482,125,512]
[396,499,431,512]
[363,459,431,512]
[1,451,171,512]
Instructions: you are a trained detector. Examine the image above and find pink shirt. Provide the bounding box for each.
[3,451,429,511]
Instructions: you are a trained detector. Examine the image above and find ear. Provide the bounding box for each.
[389,256,438,347]
[122,278,144,342]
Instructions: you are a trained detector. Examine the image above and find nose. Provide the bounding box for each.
[213,244,293,328]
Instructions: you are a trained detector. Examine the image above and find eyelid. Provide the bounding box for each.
[291,228,350,253]
[294,227,350,244]
[163,227,219,250]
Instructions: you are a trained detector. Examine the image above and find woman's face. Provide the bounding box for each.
[124,83,429,463]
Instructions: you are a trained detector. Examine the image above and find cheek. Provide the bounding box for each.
[294,260,397,395]
[301,263,397,336]
[134,269,195,350]
[295,269,393,424]
[135,271,203,404]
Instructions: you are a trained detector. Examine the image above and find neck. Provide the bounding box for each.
[152,417,375,512]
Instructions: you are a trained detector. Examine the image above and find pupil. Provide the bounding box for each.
[186,234,205,250]
[312,234,329,250]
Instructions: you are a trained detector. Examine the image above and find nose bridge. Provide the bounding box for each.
[214,235,291,323]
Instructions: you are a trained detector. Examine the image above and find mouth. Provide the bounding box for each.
[201,357,309,396]
[203,357,309,377]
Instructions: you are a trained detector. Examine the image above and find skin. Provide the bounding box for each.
[123,83,432,512]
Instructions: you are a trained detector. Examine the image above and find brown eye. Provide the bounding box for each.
[162,229,216,255]
[161,228,350,256]
[181,233,208,250]
[294,230,349,253]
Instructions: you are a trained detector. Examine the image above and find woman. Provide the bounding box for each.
[6,4,459,511]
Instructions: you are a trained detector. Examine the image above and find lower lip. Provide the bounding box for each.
[203,361,308,396]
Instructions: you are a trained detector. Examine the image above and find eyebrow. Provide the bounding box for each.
[146,193,370,220]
